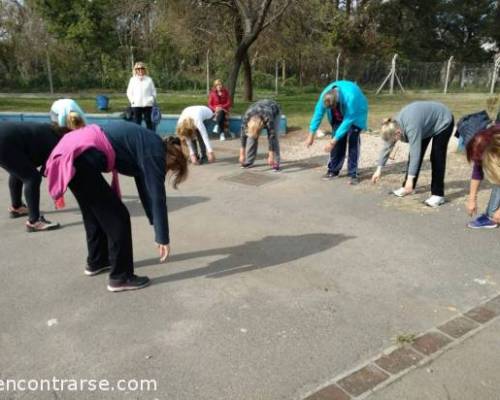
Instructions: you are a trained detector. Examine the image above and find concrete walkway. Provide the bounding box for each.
[0,140,498,400]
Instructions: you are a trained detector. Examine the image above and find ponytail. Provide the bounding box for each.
[66,112,85,130]
[164,136,188,189]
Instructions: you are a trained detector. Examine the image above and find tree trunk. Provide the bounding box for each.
[242,52,253,101]
[227,47,246,100]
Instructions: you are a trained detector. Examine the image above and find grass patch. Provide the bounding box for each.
[0,90,497,132]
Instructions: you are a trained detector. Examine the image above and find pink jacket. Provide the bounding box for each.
[45,124,120,200]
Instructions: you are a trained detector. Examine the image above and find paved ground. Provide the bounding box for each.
[0,139,499,400]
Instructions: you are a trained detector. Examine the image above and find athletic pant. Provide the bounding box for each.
[214,110,227,133]
[192,130,207,160]
[69,156,134,281]
[0,144,41,223]
[327,125,361,177]
[245,117,281,165]
[486,186,500,218]
[132,106,153,130]
[403,119,454,196]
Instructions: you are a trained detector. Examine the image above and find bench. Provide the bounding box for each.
[0,112,288,137]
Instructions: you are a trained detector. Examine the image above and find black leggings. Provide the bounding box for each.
[0,152,42,223]
[214,110,226,132]
[132,107,153,130]
[69,157,134,281]
[403,119,454,196]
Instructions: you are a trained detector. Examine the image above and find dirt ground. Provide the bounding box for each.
[278,129,491,214]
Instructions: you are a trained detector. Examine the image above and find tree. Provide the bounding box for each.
[200,0,293,101]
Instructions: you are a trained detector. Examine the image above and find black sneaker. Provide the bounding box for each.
[107,275,150,292]
[26,216,60,232]
[9,204,29,219]
[322,171,338,180]
[200,155,209,164]
[85,264,111,276]
[241,163,254,169]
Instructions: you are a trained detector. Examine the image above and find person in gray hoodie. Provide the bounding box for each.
[371,101,454,207]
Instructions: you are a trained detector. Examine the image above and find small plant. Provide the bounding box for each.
[395,333,417,346]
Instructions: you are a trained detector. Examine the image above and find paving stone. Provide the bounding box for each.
[304,384,351,400]
[337,365,389,397]
[437,316,480,338]
[465,306,497,324]
[484,295,500,314]
[219,171,279,186]
[411,332,452,356]
[374,347,423,374]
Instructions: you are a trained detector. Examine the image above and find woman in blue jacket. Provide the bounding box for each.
[305,80,368,184]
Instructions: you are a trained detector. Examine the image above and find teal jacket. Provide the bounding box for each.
[309,80,368,140]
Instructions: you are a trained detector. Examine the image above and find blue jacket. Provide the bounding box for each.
[309,80,368,140]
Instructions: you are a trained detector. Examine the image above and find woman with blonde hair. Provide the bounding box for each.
[465,125,500,228]
[372,101,454,207]
[45,121,188,292]
[176,105,216,164]
[239,99,282,171]
[208,79,232,140]
[50,98,86,130]
[126,61,157,130]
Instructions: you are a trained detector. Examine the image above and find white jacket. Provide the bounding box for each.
[177,106,214,155]
[126,76,157,107]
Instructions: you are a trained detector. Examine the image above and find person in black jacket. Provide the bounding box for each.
[46,121,188,292]
[0,122,65,232]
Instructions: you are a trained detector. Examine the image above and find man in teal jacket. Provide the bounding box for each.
[305,80,368,184]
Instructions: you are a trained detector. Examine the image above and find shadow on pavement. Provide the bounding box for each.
[137,233,355,284]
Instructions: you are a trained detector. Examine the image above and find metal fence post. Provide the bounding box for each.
[335,52,341,81]
[275,61,279,95]
[444,56,454,94]
[490,54,500,95]
[206,49,210,95]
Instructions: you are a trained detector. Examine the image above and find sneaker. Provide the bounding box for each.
[424,195,445,208]
[322,171,338,181]
[272,162,281,172]
[200,155,209,164]
[241,163,254,169]
[348,176,360,185]
[225,132,233,140]
[85,264,111,276]
[392,187,414,197]
[467,214,498,229]
[219,133,225,141]
[26,216,60,232]
[107,275,151,292]
[9,204,28,219]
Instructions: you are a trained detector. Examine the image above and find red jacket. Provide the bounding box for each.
[208,87,232,112]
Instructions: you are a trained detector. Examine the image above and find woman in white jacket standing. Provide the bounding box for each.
[126,61,157,130]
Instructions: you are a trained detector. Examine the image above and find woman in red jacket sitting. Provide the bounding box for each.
[208,79,232,141]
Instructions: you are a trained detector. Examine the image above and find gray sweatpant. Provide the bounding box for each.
[245,117,281,165]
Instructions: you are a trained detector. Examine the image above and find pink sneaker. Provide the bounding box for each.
[8,205,28,219]
[26,216,60,232]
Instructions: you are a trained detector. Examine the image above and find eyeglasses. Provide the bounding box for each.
[135,67,145,71]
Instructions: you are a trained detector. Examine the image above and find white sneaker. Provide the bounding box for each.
[392,187,414,197]
[424,195,445,207]
[219,133,225,141]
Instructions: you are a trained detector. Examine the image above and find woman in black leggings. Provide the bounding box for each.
[0,122,64,232]
[45,122,188,292]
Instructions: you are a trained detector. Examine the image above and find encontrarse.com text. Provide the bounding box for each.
[0,378,157,392]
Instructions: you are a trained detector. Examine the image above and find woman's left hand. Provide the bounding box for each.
[493,209,500,224]
[207,152,216,163]
[403,180,414,194]
[158,243,170,262]
[323,139,337,153]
